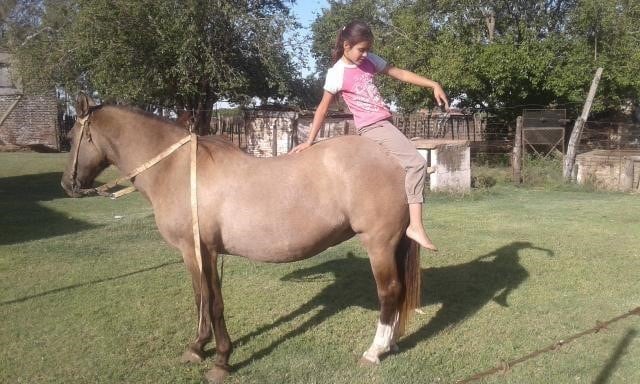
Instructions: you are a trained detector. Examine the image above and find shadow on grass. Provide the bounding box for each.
[399,241,553,352]
[0,172,99,245]
[0,260,182,306]
[229,241,553,370]
[593,328,637,384]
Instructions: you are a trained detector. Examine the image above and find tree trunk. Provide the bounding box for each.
[484,10,495,42]
[190,86,218,136]
[194,105,213,135]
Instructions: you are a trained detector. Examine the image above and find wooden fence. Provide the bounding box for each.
[209,112,514,158]
[392,114,481,141]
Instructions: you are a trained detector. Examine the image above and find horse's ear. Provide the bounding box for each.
[76,92,95,118]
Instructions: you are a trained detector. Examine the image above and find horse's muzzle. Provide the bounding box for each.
[60,178,92,198]
[61,180,80,198]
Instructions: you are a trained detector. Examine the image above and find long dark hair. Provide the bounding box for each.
[331,21,374,63]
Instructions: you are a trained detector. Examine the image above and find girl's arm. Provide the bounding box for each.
[290,91,336,153]
[383,66,449,109]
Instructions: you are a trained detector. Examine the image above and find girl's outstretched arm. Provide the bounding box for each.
[383,66,449,109]
[290,91,336,153]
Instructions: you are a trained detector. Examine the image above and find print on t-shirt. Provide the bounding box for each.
[353,71,385,112]
[323,53,392,128]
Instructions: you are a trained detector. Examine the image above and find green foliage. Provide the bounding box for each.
[471,173,498,189]
[571,0,640,111]
[0,0,17,48]
[310,0,640,118]
[6,0,299,125]
[520,153,565,188]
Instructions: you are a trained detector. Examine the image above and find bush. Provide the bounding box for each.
[521,153,564,188]
[471,175,497,189]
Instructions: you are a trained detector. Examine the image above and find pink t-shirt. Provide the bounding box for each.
[323,53,392,129]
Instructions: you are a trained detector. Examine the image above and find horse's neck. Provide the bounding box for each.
[96,108,188,192]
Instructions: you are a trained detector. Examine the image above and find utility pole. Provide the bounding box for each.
[563,67,603,180]
[512,116,523,184]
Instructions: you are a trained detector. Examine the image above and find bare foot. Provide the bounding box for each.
[406,225,438,252]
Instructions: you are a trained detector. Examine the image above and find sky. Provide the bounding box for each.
[289,0,329,77]
[291,0,328,29]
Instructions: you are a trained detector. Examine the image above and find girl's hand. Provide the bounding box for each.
[384,66,450,109]
[433,84,450,110]
[290,141,312,154]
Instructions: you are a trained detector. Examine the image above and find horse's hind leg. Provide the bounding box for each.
[360,240,403,364]
[180,246,213,364]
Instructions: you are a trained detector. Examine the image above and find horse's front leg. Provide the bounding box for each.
[204,250,233,384]
[180,245,213,364]
[360,244,403,365]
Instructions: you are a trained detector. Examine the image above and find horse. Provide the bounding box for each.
[61,93,421,383]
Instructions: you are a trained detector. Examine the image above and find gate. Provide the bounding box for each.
[521,109,566,158]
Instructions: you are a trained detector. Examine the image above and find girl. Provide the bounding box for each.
[291,20,448,252]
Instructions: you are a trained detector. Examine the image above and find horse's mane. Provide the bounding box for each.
[91,103,245,155]
[95,104,185,128]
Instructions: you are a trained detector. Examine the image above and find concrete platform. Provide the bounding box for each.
[412,139,471,192]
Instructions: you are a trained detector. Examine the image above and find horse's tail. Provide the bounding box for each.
[396,235,421,337]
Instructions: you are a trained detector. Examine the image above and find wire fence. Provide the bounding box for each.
[579,121,640,152]
[456,306,640,383]
[55,104,640,168]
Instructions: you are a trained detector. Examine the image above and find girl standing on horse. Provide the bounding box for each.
[291,20,448,252]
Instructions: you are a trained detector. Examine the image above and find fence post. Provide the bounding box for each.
[512,116,523,184]
[620,158,634,192]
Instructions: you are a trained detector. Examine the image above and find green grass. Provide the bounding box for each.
[1,152,639,384]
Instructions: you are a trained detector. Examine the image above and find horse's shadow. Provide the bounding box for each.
[229,241,553,370]
[0,172,99,245]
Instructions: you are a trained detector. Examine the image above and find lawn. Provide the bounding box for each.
[1,152,639,384]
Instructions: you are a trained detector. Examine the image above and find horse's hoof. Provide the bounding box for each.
[180,348,204,364]
[389,343,399,353]
[205,366,229,384]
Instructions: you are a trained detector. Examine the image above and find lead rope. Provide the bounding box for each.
[86,135,192,198]
[70,116,88,191]
[190,133,207,334]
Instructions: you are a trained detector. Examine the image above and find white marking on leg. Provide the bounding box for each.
[362,313,399,363]
[390,311,401,353]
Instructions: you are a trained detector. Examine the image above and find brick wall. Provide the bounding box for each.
[244,110,297,157]
[0,93,58,151]
[576,149,640,191]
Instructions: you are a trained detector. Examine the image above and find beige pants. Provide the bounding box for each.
[359,120,426,204]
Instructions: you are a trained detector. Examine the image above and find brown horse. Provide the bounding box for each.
[61,93,420,383]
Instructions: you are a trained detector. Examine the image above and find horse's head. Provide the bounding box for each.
[61,92,110,197]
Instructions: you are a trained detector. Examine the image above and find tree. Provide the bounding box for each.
[564,0,640,114]
[309,0,640,119]
[7,0,300,134]
[0,0,18,49]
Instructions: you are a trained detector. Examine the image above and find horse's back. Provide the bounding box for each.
[239,135,407,219]
[198,135,409,261]
[308,136,409,231]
